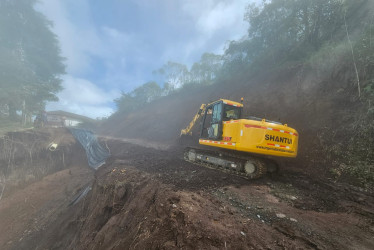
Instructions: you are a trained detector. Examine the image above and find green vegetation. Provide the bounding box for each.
[114,53,223,114]
[0,0,65,125]
[116,0,374,113]
[113,0,374,188]
[327,119,374,188]
[114,81,163,115]
[0,117,31,136]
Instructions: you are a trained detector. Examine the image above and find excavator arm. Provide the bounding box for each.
[180,104,206,136]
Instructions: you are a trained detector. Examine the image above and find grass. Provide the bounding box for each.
[0,118,33,137]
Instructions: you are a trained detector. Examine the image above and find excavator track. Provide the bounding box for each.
[184,147,273,180]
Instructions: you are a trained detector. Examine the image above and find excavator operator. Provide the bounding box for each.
[223,106,240,121]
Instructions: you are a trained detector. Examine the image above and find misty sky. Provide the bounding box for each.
[37,0,258,118]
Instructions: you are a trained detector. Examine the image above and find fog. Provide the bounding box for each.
[37,0,254,118]
[0,1,373,249]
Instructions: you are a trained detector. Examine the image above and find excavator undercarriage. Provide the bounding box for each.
[184,147,277,179]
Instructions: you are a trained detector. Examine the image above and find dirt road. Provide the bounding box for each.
[0,134,373,249]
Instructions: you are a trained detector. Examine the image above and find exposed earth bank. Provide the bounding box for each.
[102,65,374,189]
[0,129,372,249]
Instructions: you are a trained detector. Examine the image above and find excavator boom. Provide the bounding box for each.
[180,104,206,136]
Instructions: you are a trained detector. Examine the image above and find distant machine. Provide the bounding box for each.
[181,98,299,179]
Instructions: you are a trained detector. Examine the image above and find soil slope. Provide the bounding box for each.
[102,67,373,186]
[2,131,372,250]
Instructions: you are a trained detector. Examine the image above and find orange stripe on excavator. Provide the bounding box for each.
[199,139,236,146]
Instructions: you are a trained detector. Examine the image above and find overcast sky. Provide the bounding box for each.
[37,0,258,118]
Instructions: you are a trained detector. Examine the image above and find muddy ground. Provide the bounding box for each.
[0,129,372,250]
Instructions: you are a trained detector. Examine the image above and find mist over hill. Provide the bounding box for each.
[103,0,374,188]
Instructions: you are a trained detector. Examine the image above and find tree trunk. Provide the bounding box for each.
[302,2,310,42]
[8,103,18,121]
[21,100,26,126]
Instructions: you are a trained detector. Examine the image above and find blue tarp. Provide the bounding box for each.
[69,128,110,170]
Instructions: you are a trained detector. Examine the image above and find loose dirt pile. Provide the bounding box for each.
[2,131,372,249]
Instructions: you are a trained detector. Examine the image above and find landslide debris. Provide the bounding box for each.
[9,135,374,250]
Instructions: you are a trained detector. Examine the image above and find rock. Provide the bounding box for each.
[290,218,298,222]
[276,213,286,218]
[241,231,246,236]
[257,215,261,219]
[290,196,297,201]
[172,204,177,208]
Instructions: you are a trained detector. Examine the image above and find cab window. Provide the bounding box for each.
[212,103,222,123]
[223,105,241,121]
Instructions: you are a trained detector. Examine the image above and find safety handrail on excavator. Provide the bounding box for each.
[180,104,206,136]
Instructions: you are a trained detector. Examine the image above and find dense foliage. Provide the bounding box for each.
[224,0,372,80]
[113,0,374,187]
[0,0,65,123]
[115,0,373,114]
[114,81,162,114]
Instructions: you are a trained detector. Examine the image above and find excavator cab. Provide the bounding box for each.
[200,100,242,140]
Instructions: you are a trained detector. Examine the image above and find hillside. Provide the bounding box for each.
[102,61,373,188]
[2,71,373,249]
[1,1,373,249]
[102,0,374,188]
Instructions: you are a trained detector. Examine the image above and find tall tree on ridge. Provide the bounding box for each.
[0,0,65,122]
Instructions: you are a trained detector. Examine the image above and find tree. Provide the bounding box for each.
[114,82,162,114]
[132,81,162,103]
[0,0,65,122]
[190,53,222,84]
[155,61,189,90]
[220,0,369,75]
[114,92,137,114]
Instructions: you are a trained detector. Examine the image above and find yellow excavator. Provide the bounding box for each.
[181,98,299,179]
